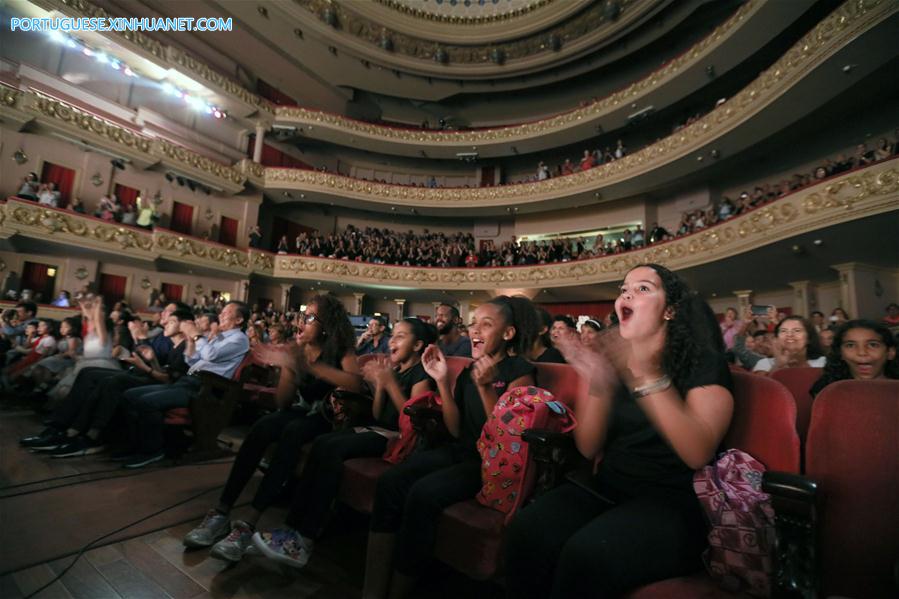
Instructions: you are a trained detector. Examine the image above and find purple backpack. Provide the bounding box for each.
[693,449,776,597]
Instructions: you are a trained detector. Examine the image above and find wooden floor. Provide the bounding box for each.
[0,399,503,599]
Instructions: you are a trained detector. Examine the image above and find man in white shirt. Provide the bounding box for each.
[38,182,61,207]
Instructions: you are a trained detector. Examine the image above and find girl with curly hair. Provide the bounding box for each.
[810,319,898,397]
[505,264,734,598]
[183,293,362,561]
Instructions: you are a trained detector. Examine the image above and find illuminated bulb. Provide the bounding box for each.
[161,82,177,95]
[82,47,94,57]
[123,67,134,77]
[66,39,77,49]
[48,31,66,44]
[96,53,108,64]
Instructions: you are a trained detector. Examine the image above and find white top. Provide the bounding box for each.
[752,356,826,372]
[82,333,112,359]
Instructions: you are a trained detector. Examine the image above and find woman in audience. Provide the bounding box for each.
[580,318,603,349]
[251,318,437,567]
[753,315,825,373]
[505,263,733,598]
[363,295,538,598]
[182,293,362,559]
[831,307,850,327]
[810,319,899,396]
[529,308,565,363]
[17,172,39,200]
[246,323,264,347]
[27,317,81,393]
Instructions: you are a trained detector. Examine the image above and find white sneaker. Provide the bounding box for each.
[183,509,230,548]
[210,520,254,562]
[251,528,311,569]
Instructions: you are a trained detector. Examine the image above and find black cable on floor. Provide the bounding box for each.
[21,483,224,599]
[0,458,235,499]
[0,467,127,490]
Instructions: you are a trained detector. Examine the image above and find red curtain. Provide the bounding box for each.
[22,261,53,302]
[257,79,296,106]
[219,216,239,247]
[480,166,495,186]
[161,283,183,301]
[537,301,615,320]
[272,217,317,250]
[40,162,76,208]
[245,135,310,168]
[170,202,194,235]
[99,273,127,304]
[114,183,140,209]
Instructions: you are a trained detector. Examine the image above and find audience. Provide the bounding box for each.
[355,315,390,356]
[810,319,899,396]
[752,316,826,373]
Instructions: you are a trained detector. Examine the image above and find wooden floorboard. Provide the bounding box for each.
[10,563,75,599]
[120,538,206,599]
[95,558,173,599]
[48,555,122,599]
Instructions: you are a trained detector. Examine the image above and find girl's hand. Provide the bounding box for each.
[557,331,619,396]
[422,344,449,383]
[471,353,500,388]
[362,358,394,388]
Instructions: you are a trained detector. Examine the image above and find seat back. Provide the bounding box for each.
[770,367,822,445]
[446,357,473,395]
[805,379,899,598]
[726,371,800,474]
[533,362,586,410]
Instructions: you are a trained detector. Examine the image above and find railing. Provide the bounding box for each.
[3,157,896,288]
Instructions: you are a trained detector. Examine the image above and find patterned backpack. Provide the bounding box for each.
[476,386,576,521]
[693,448,776,597]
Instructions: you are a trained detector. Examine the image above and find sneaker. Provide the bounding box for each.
[49,436,106,458]
[20,428,65,450]
[108,448,139,462]
[210,520,254,562]
[251,528,310,569]
[122,452,165,469]
[183,509,230,548]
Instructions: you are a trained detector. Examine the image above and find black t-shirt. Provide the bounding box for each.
[164,340,189,381]
[377,361,432,430]
[298,353,344,407]
[454,355,536,452]
[596,348,733,502]
[534,346,566,364]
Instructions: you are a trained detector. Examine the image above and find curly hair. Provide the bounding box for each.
[308,293,355,367]
[814,319,899,394]
[486,295,541,357]
[775,316,823,359]
[638,264,723,395]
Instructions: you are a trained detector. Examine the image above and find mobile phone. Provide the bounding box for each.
[750,305,770,316]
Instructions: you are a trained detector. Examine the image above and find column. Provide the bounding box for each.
[240,280,250,302]
[252,121,269,164]
[352,292,365,315]
[732,289,753,313]
[831,262,881,319]
[280,283,293,312]
[394,298,406,323]
[787,281,814,317]
[457,299,471,325]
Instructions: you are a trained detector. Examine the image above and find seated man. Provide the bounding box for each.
[434,303,471,358]
[355,316,390,355]
[120,301,250,468]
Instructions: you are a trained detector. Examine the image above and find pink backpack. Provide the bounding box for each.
[383,391,441,465]
[693,449,776,597]
[476,386,576,521]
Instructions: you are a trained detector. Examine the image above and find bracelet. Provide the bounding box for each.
[632,374,672,398]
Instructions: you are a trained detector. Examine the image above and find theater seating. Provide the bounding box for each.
[625,370,801,598]
[432,361,588,580]
[801,379,899,598]
[770,367,822,447]
[336,357,473,514]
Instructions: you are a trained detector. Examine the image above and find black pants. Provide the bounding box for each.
[218,408,330,512]
[286,429,389,537]
[370,444,482,576]
[49,367,121,429]
[71,372,153,435]
[122,376,203,453]
[503,482,708,599]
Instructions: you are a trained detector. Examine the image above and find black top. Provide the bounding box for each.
[454,355,536,452]
[377,361,432,430]
[298,353,343,407]
[534,346,566,364]
[164,340,189,381]
[596,348,733,503]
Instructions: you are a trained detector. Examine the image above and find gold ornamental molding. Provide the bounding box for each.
[275,0,759,145]
[31,0,275,116]
[2,159,897,287]
[0,87,247,194]
[269,159,899,290]
[267,0,896,208]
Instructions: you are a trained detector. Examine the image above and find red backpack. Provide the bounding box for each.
[382,391,442,464]
[476,386,576,521]
[693,449,776,597]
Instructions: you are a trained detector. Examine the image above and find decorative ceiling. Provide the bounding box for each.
[373,0,554,24]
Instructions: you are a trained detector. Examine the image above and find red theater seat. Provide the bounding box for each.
[626,370,801,598]
[770,367,822,447]
[805,379,899,598]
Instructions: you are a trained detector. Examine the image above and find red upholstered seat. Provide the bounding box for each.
[804,379,899,598]
[164,407,192,426]
[534,361,588,411]
[770,367,822,447]
[628,370,801,597]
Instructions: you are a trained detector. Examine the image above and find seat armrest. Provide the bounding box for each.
[522,428,583,496]
[763,471,818,599]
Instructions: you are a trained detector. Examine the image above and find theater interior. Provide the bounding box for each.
[1,0,897,597]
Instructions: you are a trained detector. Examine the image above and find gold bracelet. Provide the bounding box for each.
[632,375,672,398]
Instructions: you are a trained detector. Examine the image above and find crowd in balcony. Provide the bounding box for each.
[263,133,898,267]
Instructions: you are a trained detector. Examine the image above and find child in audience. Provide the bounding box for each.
[26,317,81,393]
[363,295,538,598]
[251,318,437,567]
[182,293,362,559]
[529,307,565,363]
[3,319,57,386]
[753,316,825,373]
[580,318,603,349]
[810,320,899,396]
[504,264,733,598]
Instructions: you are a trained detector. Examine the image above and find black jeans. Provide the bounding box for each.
[49,367,121,429]
[503,482,708,599]
[122,376,203,453]
[71,371,153,435]
[218,408,330,512]
[370,444,482,576]
[286,429,389,537]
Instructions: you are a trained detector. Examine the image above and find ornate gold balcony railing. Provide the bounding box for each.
[3,158,896,289]
[265,0,897,209]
